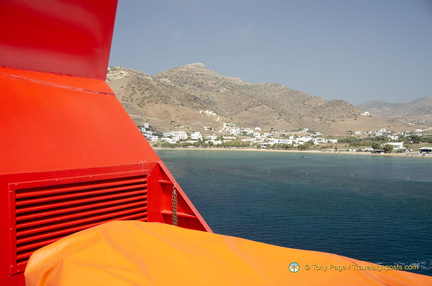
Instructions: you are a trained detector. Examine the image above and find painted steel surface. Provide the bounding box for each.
[0,66,160,173]
[0,0,117,80]
[0,1,210,285]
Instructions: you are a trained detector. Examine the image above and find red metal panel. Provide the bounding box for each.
[1,163,211,285]
[0,66,160,174]
[4,165,149,274]
[0,1,212,285]
[0,0,117,80]
[147,162,210,232]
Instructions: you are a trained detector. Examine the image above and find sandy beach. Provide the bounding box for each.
[153,147,432,159]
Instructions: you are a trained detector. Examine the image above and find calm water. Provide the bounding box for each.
[157,150,432,276]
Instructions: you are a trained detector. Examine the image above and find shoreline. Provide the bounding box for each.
[153,147,432,159]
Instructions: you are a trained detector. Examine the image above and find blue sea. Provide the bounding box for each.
[156,150,432,276]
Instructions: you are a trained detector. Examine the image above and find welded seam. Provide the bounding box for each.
[0,72,115,96]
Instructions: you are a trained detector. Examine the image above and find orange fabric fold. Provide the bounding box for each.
[25,221,431,286]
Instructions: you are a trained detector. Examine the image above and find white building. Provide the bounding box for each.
[162,131,188,140]
[295,136,313,145]
[146,135,159,142]
[161,138,177,144]
[382,142,404,150]
[313,138,326,144]
[376,128,390,136]
[190,132,203,140]
[200,110,217,116]
[268,138,293,145]
[241,128,254,135]
[229,128,241,135]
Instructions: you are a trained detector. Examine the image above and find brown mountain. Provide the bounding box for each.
[357,97,432,127]
[107,64,417,136]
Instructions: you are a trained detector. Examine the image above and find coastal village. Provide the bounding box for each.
[107,66,432,156]
[137,110,432,155]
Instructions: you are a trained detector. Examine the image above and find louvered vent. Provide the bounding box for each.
[11,173,148,271]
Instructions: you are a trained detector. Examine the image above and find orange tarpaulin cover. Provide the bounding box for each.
[25,221,431,286]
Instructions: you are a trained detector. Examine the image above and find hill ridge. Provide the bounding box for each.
[107,64,419,135]
[357,97,432,126]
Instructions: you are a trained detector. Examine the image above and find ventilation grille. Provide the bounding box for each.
[11,173,148,270]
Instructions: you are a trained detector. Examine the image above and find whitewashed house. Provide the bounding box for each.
[268,138,293,145]
[163,131,188,140]
[382,142,404,150]
[146,135,159,142]
[161,138,177,144]
[296,136,313,145]
[190,132,203,140]
[313,138,326,144]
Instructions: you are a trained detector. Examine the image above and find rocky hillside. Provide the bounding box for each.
[107,64,417,136]
[357,97,432,127]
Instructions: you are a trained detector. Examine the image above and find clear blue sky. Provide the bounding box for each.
[109,0,432,105]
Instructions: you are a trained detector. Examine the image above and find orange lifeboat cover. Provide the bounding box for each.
[25,221,431,286]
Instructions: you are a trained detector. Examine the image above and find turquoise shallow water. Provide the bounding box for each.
[157,150,432,276]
